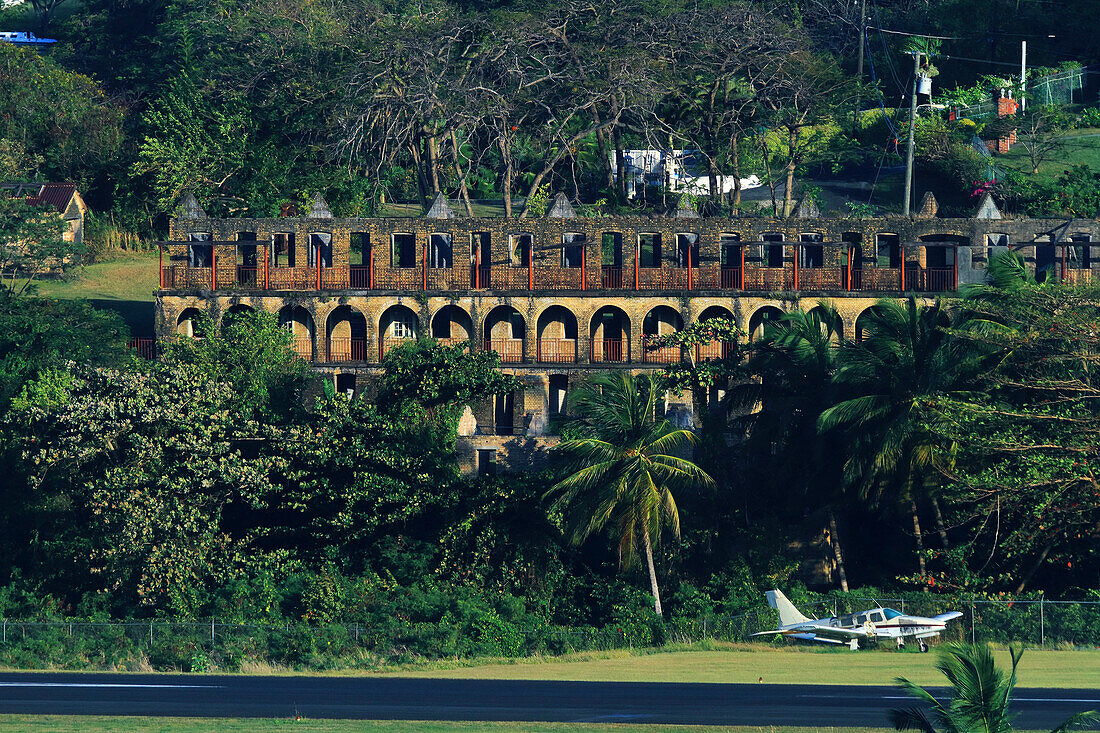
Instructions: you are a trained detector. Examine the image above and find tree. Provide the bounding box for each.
[891,643,1096,732]
[730,306,852,590]
[159,309,312,424]
[1013,105,1074,176]
[0,196,72,295]
[546,372,713,616]
[819,299,982,583]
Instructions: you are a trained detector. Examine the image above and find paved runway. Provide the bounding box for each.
[0,673,1097,727]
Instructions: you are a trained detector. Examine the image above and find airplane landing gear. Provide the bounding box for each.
[849,638,860,651]
[918,640,929,653]
[896,637,905,649]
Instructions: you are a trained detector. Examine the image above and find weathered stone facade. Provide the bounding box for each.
[157,198,1099,473]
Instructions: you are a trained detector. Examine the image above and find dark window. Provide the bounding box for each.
[477,449,497,476]
[639,233,661,268]
[494,391,515,435]
[762,232,783,267]
[720,234,741,267]
[927,247,953,268]
[392,234,417,268]
[511,234,531,266]
[562,233,585,268]
[800,233,823,268]
[236,231,257,241]
[309,233,332,267]
[1070,235,1092,269]
[877,234,900,268]
[335,373,356,398]
[430,233,453,269]
[676,233,699,268]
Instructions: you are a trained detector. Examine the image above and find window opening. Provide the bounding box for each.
[877,234,901,268]
[273,233,295,267]
[762,232,783,267]
[430,233,453,269]
[350,232,369,266]
[392,233,417,268]
[799,233,823,268]
[562,233,585,268]
[335,373,356,398]
[638,233,661,268]
[676,233,699,268]
[187,232,212,267]
[548,375,568,416]
[510,233,531,266]
[308,233,332,267]
[477,448,497,476]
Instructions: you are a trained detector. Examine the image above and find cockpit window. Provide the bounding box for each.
[883,608,904,620]
[869,611,884,623]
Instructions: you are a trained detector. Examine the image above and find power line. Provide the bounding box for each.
[866,26,959,40]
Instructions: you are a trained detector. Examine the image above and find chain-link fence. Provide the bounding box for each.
[1028,67,1086,107]
[0,596,1096,671]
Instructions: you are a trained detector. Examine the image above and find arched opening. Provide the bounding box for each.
[278,305,315,360]
[327,305,367,362]
[748,305,784,341]
[484,305,525,363]
[854,306,882,343]
[537,305,578,363]
[642,305,683,363]
[176,307,205,338]
[431,305,473,349]
[379,304,419,359]
[590,305,630,362]
[695,305,736,361]
[222,304,255,333]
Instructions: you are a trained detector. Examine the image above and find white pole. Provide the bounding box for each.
[1020,41,1027,112]
[903,52,920,217]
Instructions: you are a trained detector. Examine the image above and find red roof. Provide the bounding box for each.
[25,183,77,213]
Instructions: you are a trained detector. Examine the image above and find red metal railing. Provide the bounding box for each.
[161,265,211,289]
[291,336,313,360]
[321,267,349,289]
[694,340,736,361]
[427,268,463,290]
[435,337,471,352]
[538,338,577,363]
[380,336,414,359]
[845,267,864,291]
[349,266,370,288]
[539,269,584,289]
[636,267,688,290]
[326,337,366,362]
[490,266,530,290]
[592,338,626,363]
[904,266,956,292]
[484,338,524,363]
[602,266,625,289]
[860,268,901,291]
[376,269,422,290]
[720,267,743,289]
[127,338,156,359]
[642,336,681,364]
[269,267,316,290]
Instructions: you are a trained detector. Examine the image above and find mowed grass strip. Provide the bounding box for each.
[388,644,1100,689]
[29,252,159,303]
[0,717,892,733]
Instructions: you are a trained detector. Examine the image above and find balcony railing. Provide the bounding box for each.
[291,336,313,360]
[797,267,844,291]
[904,266,957,292]
[744,267,794,291]
[326,337,366,363]
[538,338,577,363]
[435,337,471,352]
[380,336,415,359]
[694,340,735,361]
[602,266,625,289]
[592,338,626,363]
[162,265,212,289]
[127,338,157,359]
[349,266,370,288]
[642,336,681,364]
[269,267,316,290]
[484,338,524,363]
[637,267,688,290]
[720,267,743,289]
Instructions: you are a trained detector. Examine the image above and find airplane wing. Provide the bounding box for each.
[752,624,871,641]
[932,612,963,623]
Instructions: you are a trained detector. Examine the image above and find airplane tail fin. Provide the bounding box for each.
[765,590,811,626]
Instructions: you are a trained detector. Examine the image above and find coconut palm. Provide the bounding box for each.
[818,298,982,579]
[891,642,1096,732]
[546,372,713,616]
[726,304,852,590]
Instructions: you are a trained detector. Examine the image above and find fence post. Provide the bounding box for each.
[971,603,976,644]
[150,621,153,647]
[2,619,5,643]
[211,617,215,645]
[1040,597,1045,647]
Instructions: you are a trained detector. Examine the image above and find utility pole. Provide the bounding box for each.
[1019,40,1027,112]
[903,52,920,217]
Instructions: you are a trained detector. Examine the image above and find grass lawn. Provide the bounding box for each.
[386,643,1100,689]
[0,718,890,733]
[998,127,1100,183]
[20,252,159,337]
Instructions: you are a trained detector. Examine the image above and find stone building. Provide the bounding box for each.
[156,192,1098,473]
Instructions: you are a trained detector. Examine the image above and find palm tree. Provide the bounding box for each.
[891,643,1096,732]
[546,372,713,616]
[727,305,851,590]
[818,298,982,580]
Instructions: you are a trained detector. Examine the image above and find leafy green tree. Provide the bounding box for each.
[159,309,312,424]
[891,643,1096,732]
[820,299,982,583]
[730,305,851,589]
[0,196,72,295]
[547,372,713,616]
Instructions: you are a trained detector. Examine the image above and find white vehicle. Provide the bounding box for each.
[751,589,963,652]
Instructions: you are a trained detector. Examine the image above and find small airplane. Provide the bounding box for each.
[0,31,58,47]
[751,589,964,652]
